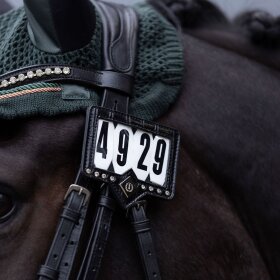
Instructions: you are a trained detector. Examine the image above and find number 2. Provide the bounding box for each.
[137,133,151,171]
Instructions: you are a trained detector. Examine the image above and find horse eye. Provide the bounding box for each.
[0,193,15,222]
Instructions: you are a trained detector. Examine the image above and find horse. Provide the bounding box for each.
[0,0,279,279]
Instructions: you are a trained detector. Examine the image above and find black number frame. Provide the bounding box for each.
[82,106,180,209]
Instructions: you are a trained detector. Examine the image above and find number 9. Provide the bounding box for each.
[153,139,167,175]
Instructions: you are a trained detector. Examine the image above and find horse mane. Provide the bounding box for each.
[235,10,280,48]
[150,0,280,50]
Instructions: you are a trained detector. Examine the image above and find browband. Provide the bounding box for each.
[0,65,134,95]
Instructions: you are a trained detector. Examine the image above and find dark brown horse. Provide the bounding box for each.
[0,0,280,279]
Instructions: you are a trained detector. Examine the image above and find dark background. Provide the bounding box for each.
[6,0,280,18]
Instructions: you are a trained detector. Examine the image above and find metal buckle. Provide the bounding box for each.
[64,184,91,206]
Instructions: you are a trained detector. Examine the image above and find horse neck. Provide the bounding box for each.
[186,27,280,71]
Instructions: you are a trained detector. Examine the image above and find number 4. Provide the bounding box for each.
[97,121,109,159]
[94,120,114,171]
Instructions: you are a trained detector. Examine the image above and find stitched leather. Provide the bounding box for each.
[78,186,116,280]
[130,205,162,280]
[38,189,90,280]
[78,3,139,279]
[95,2,138,74]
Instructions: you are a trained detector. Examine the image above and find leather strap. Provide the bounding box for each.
[77,3,138,279]
[77,185,116,280]
[0,65,134,95]
[130,205,162,280]
[38,184,91,280]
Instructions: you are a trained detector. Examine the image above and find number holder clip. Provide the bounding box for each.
[82,106,180,209]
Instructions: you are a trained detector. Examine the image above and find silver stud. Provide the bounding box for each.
[165,191,171,196]
[9,77,17,84]
[54,67,62,74]
[36,69,44,77]
[94,171,100,177]
[45,68,52,75]
[18,74,26,81]
[1,80,8,87]
[149,186,154,192]
[141,185,146,190]
[157,189,162,194]
[110,176,116,182]
[85,168,92,174]
[27,71,34,78]
[102,174,108,179]
[63,67,71,75]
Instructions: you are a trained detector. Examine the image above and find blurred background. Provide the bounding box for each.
[6,0,280,18]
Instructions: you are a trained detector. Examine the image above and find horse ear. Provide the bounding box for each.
[23,0,95,53]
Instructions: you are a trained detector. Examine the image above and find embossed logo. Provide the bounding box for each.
[119,175,138,198]
[125,182,134,193]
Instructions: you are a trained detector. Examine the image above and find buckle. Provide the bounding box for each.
[64,184,91,206]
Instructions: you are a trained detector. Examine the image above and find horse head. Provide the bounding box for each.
[0,0,279,280]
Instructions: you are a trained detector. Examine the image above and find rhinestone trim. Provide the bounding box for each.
[110,176,116,182]
[165,191,171,196]
[157,188,162,194]
[0,66,71,89]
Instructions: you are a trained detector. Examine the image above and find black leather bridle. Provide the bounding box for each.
[36,2,163,280]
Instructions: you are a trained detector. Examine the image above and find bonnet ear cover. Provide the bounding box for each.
[23,0,96,53]
[0,3,184,121]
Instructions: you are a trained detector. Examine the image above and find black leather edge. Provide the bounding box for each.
[0,65,134,95]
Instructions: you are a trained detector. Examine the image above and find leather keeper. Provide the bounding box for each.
[132,219,151,234]
[61,206,81,223]
[98,195,116,211]
[37,265,59,280]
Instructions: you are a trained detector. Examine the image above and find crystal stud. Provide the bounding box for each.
[157,189,162,194]
[9,77,17,84]
[36,69,44,77]
[102,174,108,179]
[141,185,146,190]
[1,80,8,87]
[27,71,34,78]
[110,176,116,182]
[54,67,62,74]
[94,171,100,177]
[18,74,26,81]
[45,68,52,75]
[85,168,92,174]
[149,186,154,192]
[165,191,171,196]
[63,67,71,75]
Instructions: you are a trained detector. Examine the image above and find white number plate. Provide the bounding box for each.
[82,107,180,208]
[94,119,170,186]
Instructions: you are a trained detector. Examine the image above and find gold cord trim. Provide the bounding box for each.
[0,87,62,100]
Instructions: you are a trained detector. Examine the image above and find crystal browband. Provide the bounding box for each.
[0,65,134,95]
[0,66,71,89]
